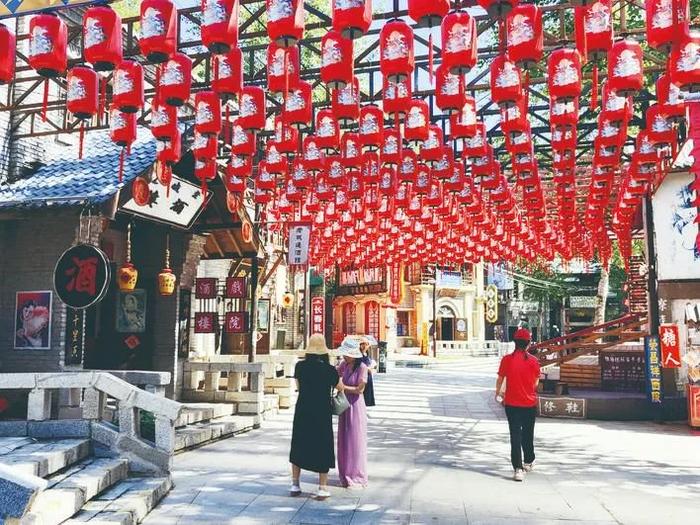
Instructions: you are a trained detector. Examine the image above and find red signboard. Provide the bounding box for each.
[389,263,403,305]
[195,278,217,299]
[311,297,325,335]
[659,323,682,368]
[225,312,247,334]
[194,312,216,333]
[225,277,246,298]
[688,385,700,429]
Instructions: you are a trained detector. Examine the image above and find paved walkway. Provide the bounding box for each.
[144,358,700,525]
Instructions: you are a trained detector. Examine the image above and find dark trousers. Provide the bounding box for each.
[505,405,536,470]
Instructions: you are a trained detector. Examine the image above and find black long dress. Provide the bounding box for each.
[289,356,339,473]
[361,354,376,407]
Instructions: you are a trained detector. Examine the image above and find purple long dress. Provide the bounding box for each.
[337,360,369,488]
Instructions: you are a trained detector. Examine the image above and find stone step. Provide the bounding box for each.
[174,414,260,453]
[0,438,91,478]
[263,394,280,414]
[175,403,237,428]
[62,475,172,525]
[24,458,129,525]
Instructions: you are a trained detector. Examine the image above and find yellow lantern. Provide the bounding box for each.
[282,292,294,308]
[158,233,177,296]
[118,223,138,292]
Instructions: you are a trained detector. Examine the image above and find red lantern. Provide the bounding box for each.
[195,159,218,188]
[194,91,222,136]
[315,109,340,152]
[0,24,16,85]
[550,126,577,151]
[265,142,287,173]
[201,0,238,54]
[645,0,689,51]
[333,77,360,125]
[113,60,144,113]
[547,48,582,102]
[151,102,178,140]
[381,129,401,165]
[408,0,449,27]
[501,97,529,139]
[463,122,488,158]
[477,0,519,19]
[326,154,346,186]
[257,161,277,190]
[303,135,325,170]
[597,114,625,148]
[156,127,181,166]
[139,0,178,63]
[273,115,298,153]
[506,4,543,69]
[359,105,384,150]
[435,63,465,115]
[283,80,312,128]
[83,5,122,72]
[28,13,67,77]
[379,166,396,195]
[550,97,578,129]
[231,121,255,156]
[404,99,430,143]
[433,148,454,180]
[193,131,218,160]
[66,66,99,120]
[238,86,266,130]
[441,10,477,75]
[575,1,613,60]
[601,80,631,123]
[227,154,252,185]
[490,54,522,109]
[266,0,305,47]
[421,125,443,162]
[379,19,414,83]
[646,104,676,147]
[332,0,372,39]
[656,74,685,121]
[321,30,353,89]
[267,43,299,94]
[110,105,137,146]
[362,151,380,184]
[383,75,412,117]
[607,39,644,97]
[341,132,361,166]
[159,52,192,106]
[450,97,478,140]
[213,47,243,101]
[670,32,700,93]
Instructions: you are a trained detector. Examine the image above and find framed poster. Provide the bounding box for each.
[257,299,270,333]
[14,291,52,350]
[116,290,147,333]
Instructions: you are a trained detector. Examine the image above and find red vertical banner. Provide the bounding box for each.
[389,263,403,305]
[659,323,682,368]
[311,296,325,335]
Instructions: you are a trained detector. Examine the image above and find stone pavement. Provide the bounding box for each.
[143,358,700,525]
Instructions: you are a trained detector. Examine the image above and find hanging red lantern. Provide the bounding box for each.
[303,135,325,170]
[213,47,243,100]
[321,30,353,89]
[433,148,454,180]
[421,125,443,162]
[283,80,312,128]
[450,97,478,140]
[501,97,529,139]
[326,154,346,186]
[156,127,181,167]
[66,66,99,120]
[195,159,218,190]
[607,39,644,97]
[273,115,298,153]
[506,4,543,69]
[257,161,277,190]
[379,19,414,83]
[238,86,266,130]
[201,0,238,54]
[227,154,252,189]
[477,0,519,19]
[463,121,488,157]
[670,32,700,93]
[441,10,477,75]
[151,102,179,140]
[341,132,361,166]
[28,13,67,78]
[404,99,430,143]
[333,76,360,125]
[656,74,684,119]
[646,104,676,147]
[550,97,578,129]
[490,54,522,109]
[381,129,401,165]
[362,151,380,184]
[435,63,465,115]
[0,24,16,85]
[159,52,192,106]
[266,0,304,47]
[315,109,340,152]
[194,91,222,136]
[110,105,137,147]
[645,0,689,51]
[267,43,299,94]
[383,75,412,118]
[359,105,384,150]
[550,126,577,151]
[414,163,432,194]
[597,113,626,148]
[408,0,449,27]
[193,130,218,160]
[547,48,582,102]
[113,60,144,113]
[332,0,372,39]
[139,0,178,63]
[379,166,396,194]
[575,1,613,60]
[231,121,255,156]
[601,80,631,123]
[265,142,288,173]
[83,5,122,72]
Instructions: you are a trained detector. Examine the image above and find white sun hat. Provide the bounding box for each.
[338,338,363,359]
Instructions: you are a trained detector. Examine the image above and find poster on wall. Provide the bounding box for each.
[14,291,52,350]
[652,171,700,281]
[257,299,270,333]
[115,290,147,334]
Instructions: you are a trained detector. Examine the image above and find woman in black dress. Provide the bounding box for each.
[359,338,376,407]
[289,334,341,500]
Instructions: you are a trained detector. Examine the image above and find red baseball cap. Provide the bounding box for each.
[513,328,531,341]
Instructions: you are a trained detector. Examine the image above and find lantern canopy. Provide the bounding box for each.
[380,19,414,83]
[201,0,239,54]
[267,0,305,47]
[333,0,372,39]
[29,13,68,77]
[139,0,178,63]
[83,5,123,72]
[321,30,353,89]
[506,4,543,68]
[113,60,144,113]
[159,52,193,106]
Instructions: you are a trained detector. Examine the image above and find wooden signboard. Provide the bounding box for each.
[538,397,587,419]
[600,351,646,393]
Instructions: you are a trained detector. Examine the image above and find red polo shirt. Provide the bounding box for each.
[498,351,541,407]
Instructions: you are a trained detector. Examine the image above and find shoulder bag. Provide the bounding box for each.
[331,390,350,416]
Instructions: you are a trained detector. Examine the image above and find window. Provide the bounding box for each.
[342,303,356,336]
[365,301,380,340]
[397,311,409,337]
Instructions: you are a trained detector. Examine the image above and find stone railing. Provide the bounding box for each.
[182,361,264,414]
[0,372,181,474]
[435,340,514,357]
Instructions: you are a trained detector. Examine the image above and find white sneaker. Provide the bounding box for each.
[316,487,331,500]
[523,462,534,472]
[513,469,525,482]
[289,483,301,496]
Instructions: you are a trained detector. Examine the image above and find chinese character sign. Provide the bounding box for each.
[225,312,247,333]
[389,264,403,305]
[195,278,218,299]
[659,324,682,368]
[311,297,325,335]
[287,223,311,267]
[54,244,111,309]
[225,277,246,298]
[538,397,586,418]
[194,312,216,334]
[64,309,85,366]
[644,335,664,403]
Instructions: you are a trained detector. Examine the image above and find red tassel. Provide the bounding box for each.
[284,50,289,100]
[118,147,125,182]
[78,122,85,159]
[127,142,131,156]
[395,110,400,131]
[428,33,434,85]
[591,64,598,111]
[155,64,162,102]
[225,103,231,144]
[98,75,106,122]
[167,165,172,198]
[42,78,48,122]
[201,178,207,201]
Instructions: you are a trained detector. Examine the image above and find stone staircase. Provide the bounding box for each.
[0,437,170,525]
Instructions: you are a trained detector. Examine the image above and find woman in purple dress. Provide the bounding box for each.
[336,340,369,488]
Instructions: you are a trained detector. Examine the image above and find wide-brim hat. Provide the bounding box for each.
[338,338,363,359]
[305,334,329,355]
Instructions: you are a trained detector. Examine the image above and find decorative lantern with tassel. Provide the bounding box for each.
[118,223,138,291]
[139,0,178,63]
[266,0,305,47]
[195,159,218,195]
[575,1,613,60]
[158,233,177,296]
[213,47,243,100]
[113,60,144,113]
[359,105,384,150]
[380,19,414,83]
[383,75,412,118]
[283,80,312,128]
[156,127,181,190]
[83,5,122,72]
[238,85,266,131]
[201,0,238,54]
[150,102,178,140]
[450,96,477,139]
[332,76,360,125]
[435,63,465,115]
[66,66,99,159]
[315,109,340,152]
[670,31,700,93]
[266,43,299,94]
[506,4,543,69]
[192,130,218,160]
[645,0,689,51]
[321,30,353,89]
[607,39,644,97]
[404,99,430,143]
[441,10,477,75]
[231,121,255,156]
[332,0,372,39]
[29,13,67,78]
[159,52,192,106]
[490,55,522,109]
[601,79,630,123]
[547,48,582,102]
[109,105,137,182]
[194,91,222,136]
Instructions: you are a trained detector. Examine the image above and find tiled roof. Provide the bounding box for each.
[0,129,156,209]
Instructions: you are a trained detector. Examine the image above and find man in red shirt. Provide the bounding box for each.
[495,328,541,481]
